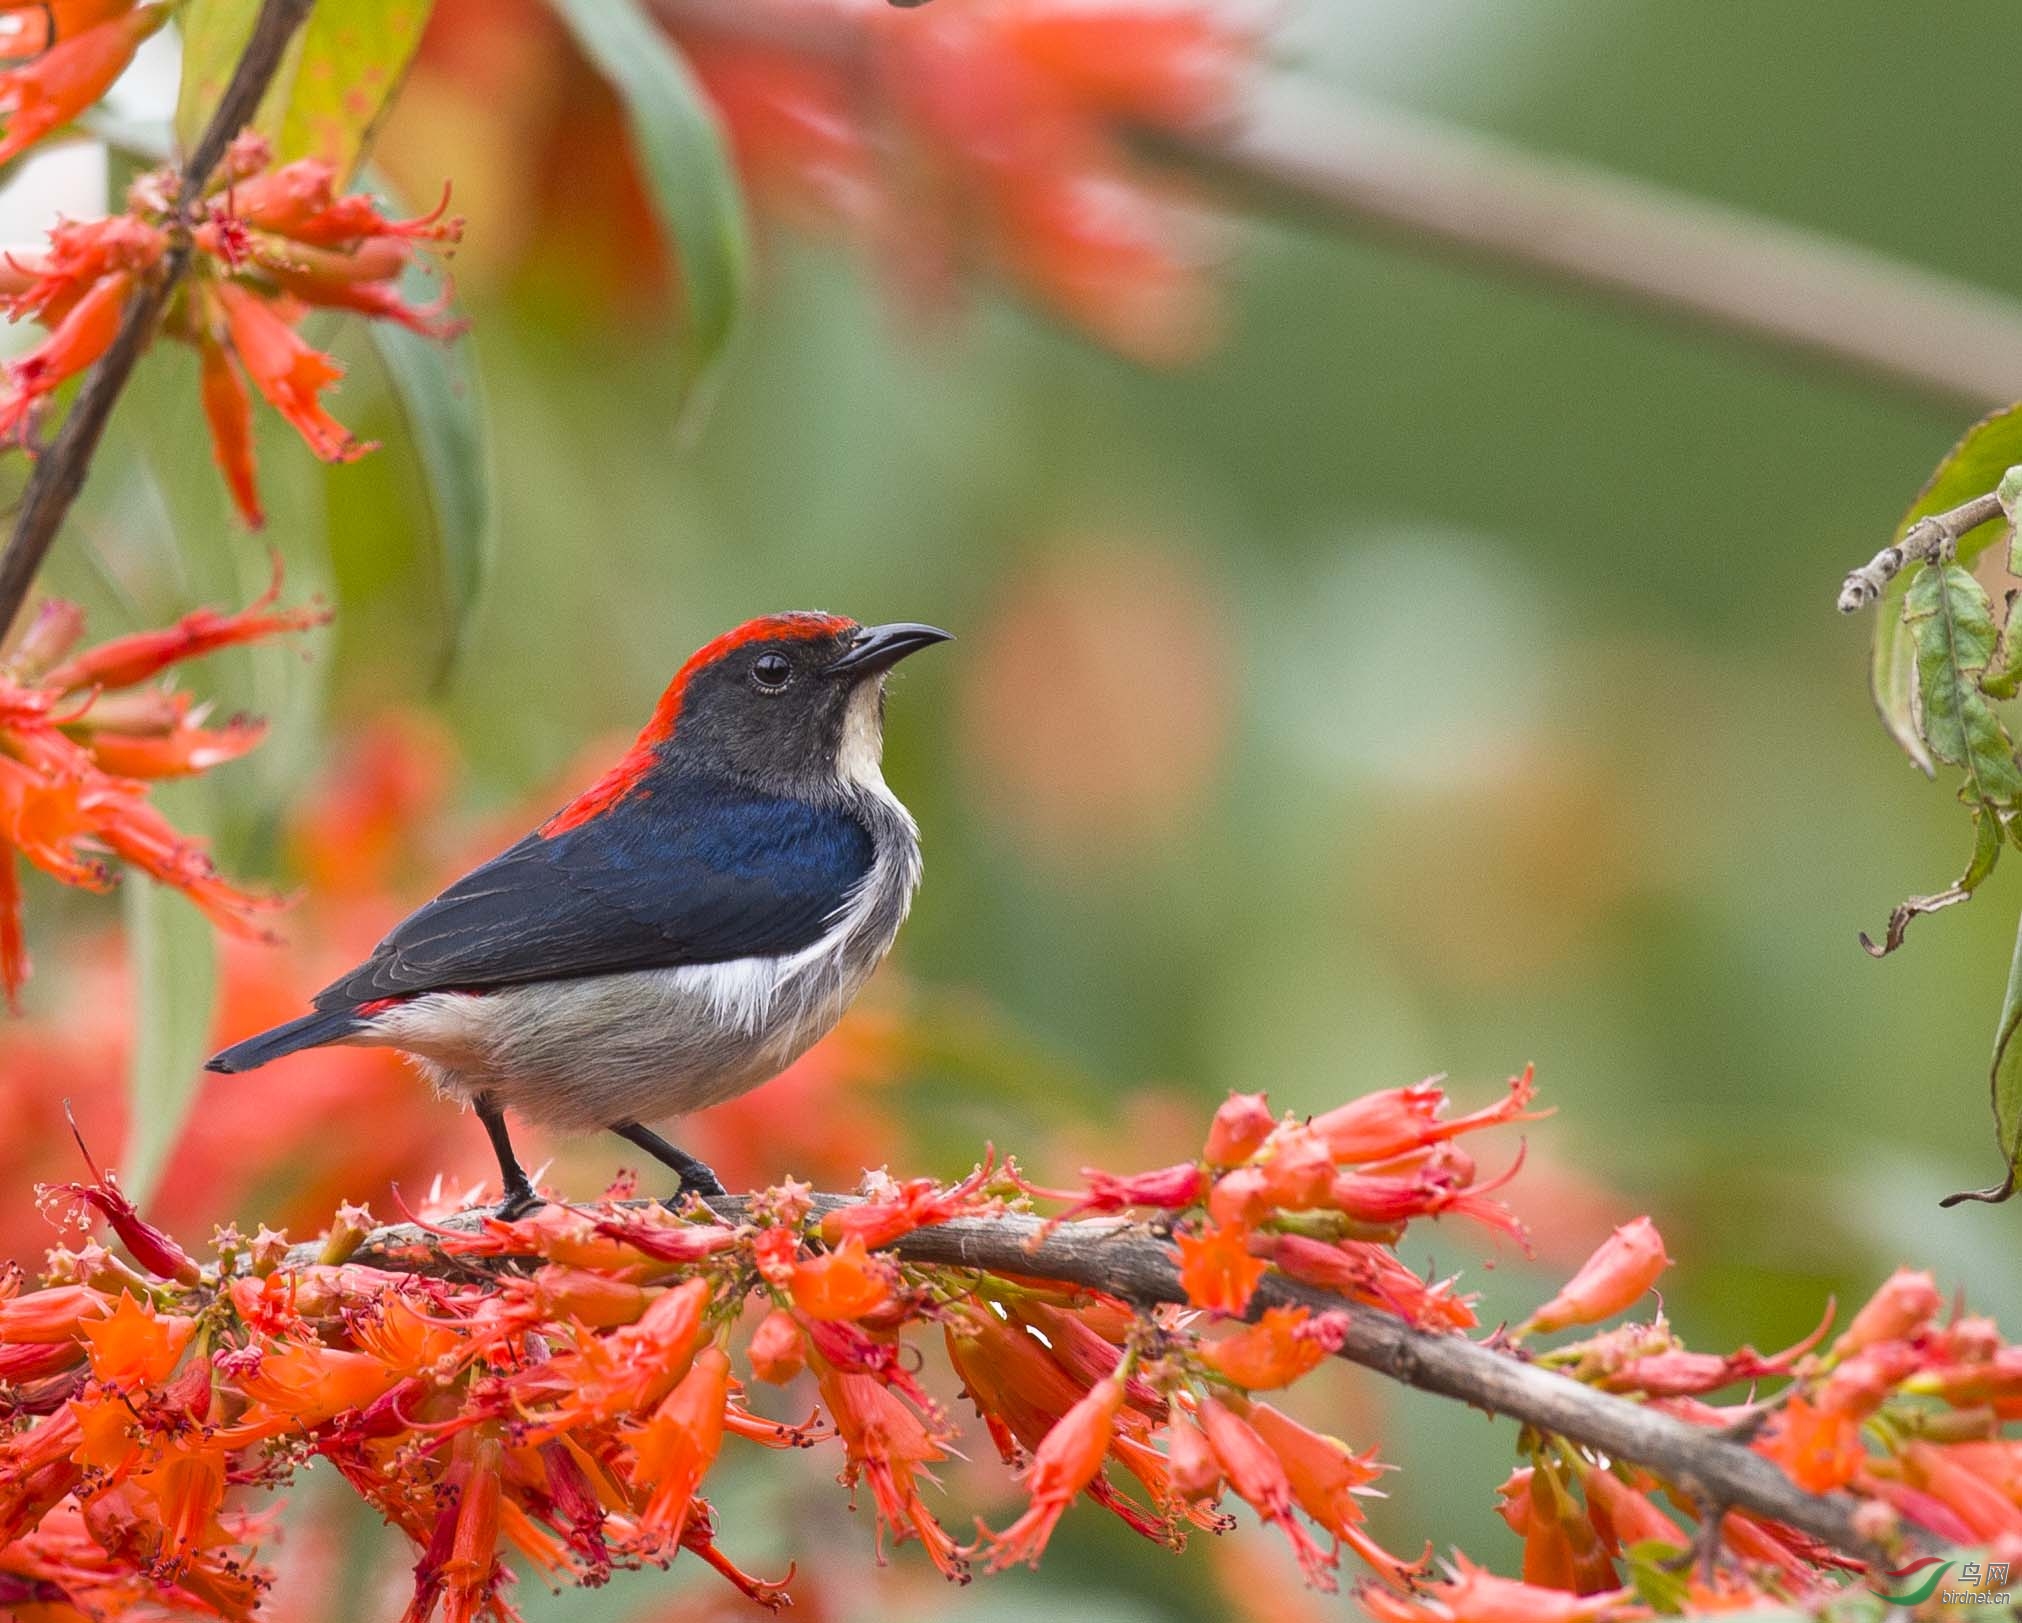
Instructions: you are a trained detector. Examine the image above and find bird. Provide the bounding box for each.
[206,612,950,1219]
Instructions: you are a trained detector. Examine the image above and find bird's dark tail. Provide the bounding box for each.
[205,1009,363,1074]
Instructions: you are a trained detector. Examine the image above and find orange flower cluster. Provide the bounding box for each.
[0,131,460,526]
[7,1072,2022,1619]
[0,571,325,1006]
[1407,1254,2022,1621]
[409,0,1253,359]
[678,0,1251,363]
[0,1,167,168]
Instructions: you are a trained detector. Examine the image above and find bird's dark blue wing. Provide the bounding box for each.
[313,778,874,1007]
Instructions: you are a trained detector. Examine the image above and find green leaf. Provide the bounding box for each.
[266,0,436,176]
[1902,562,2022,803]
[1945,904,2022,1206]
[1622,1540,1691,1614]
[122,858,220,1203]
[174,0,261,151]
[360,168,493,680]
[546,0,750,417]
[1871,403,2022,775]
[178,0,435,177]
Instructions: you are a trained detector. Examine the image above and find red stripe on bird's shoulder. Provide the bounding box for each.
[539,612,854,839]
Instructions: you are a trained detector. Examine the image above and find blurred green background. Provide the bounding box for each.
[16,0,2022,1616]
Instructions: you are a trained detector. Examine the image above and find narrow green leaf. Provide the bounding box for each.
[360,168,493,680]
[1945,905,2022,1206]
[122,864,219,1202]
[1871,403,2022,774]
[174,0,261,150]
[267,0,436,176]
[1622,1540,1692,1614]
[546,0,750,415]
[1902,562,2022,803]
[1862,803,2004,957]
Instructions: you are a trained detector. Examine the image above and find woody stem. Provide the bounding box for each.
[305,1195,1889,1569]
[658,0,2022,416]
[0,0,316,643]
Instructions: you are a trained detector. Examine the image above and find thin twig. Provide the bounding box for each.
[0,0,316,641]
[304,1195,1888,1569]
[1837,490,2007,613]
[658,0,2022,415]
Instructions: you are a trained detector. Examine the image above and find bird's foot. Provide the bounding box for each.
[493,1184,545,1223]
[678,1164,728,1200]
[660,1166,728,1213]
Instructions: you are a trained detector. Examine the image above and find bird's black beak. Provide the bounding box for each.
[825,621,953,677]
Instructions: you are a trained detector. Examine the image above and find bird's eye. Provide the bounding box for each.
[750,652,793,691]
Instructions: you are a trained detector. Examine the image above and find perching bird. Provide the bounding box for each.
[206,612,950,1218]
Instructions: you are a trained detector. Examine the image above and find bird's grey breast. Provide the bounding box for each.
[396,783,923,1129]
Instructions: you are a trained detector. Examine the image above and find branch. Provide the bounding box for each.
[309,1194,1885,1569]
[0,0,315,641]
[657,0,2022,417]
[1836,489,2007,612]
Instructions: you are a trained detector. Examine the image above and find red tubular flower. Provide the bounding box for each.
[1198,1306,1335,1391]
[1311,1067,1541,1165]
[214,281,374,465]
[1391,1554,1638,1623]
[1521,1218,1670,1335]
[820,1159,996,1247]
[78,1293,192,1390]
[44,564,326,691]
[1204,1092,1274,1165]
[525,1276,710,1432]
[0,1282,109,1342]
[628,1343,731,1547]
[788,1235,899,1321]
[1197,1395,1336,1587]
[982,1374,1126,1569]
[231,158,460,248]
[1903,1440,2022,1540]
[1833,1267,1942,1356]
[197,332,262,528]
[812,1359,966,1580]
[0,3,165,167]
[1049,1159,1207,1219]
[1175,1221,1266,1314]
[39,1157,200,1285]
[0,849,23,1008]
[1266,1234,1478,1331]
[1757,1394,1864,1494]
[1579,1465,1685,1555]
[747,1308,806,1384]
[0,269,129,443]
[408,1429,506,1623]
[1165,1415,1221,1501]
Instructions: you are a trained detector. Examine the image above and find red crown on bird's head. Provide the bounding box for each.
[541,612,859,838]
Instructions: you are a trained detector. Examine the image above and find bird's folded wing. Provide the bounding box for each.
[313,783,875,1007]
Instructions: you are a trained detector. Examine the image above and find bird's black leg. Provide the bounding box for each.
[611,1120,727,1201]
[475,1092,542,1220]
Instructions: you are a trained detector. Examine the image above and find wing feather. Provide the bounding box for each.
[314,780,874,1008]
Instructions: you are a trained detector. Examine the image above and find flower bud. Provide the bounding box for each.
[1522,1218,1669,1335]
[1834,1268,1942,1357]
[747,1309,806,1385]
[1204,1092,1273,1165]
[1166,1417,1221,1500]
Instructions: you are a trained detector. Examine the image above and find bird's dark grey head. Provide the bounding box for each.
[658,613,951,795]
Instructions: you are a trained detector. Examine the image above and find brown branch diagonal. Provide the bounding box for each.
[0,0,316,641]
[303,1195,1885,1570]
